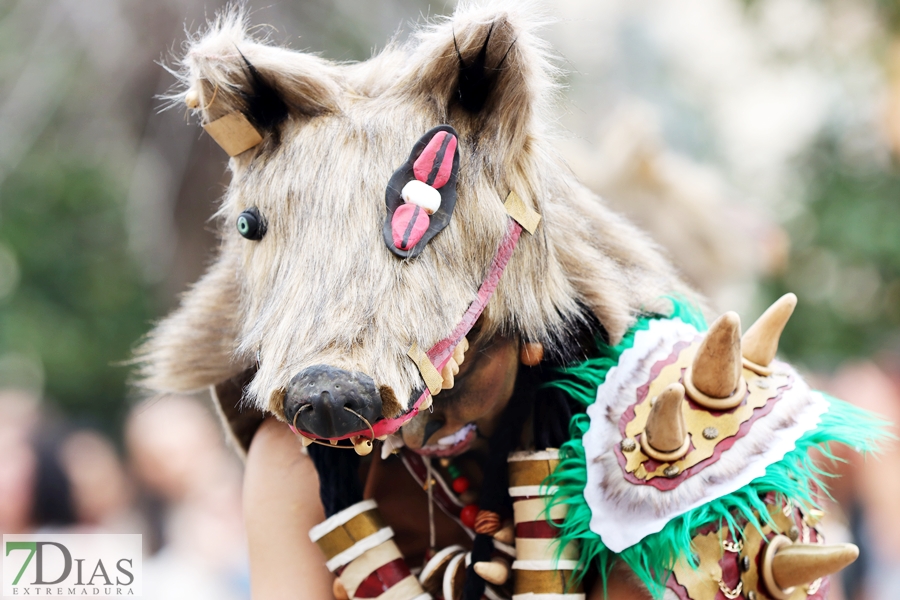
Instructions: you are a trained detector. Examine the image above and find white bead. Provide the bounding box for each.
[401,179,441,214]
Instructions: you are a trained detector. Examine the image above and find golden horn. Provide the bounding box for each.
[473,560,510,585]
[742,293,796,369]
[642,383,689,461]
[691,312,742,399]
[771,542,859,591]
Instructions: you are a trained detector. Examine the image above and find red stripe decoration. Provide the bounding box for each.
[351,558,412,598]
[413,131,457,189]
[515,519,565,539]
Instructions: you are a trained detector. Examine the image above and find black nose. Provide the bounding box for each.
[284,365,382,439]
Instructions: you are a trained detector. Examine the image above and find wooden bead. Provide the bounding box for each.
[520,342,544,366]
[184,89,200,109]
[474,510,500,535]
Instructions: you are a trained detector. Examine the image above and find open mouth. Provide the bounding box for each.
[415,423,477,458]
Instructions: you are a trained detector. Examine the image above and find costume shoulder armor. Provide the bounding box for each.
[547,295,885,600]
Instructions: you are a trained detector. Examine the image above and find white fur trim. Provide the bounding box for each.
[309,499,379,542]
[582,318,830,552]
[325,527,394,572]
[512,560,579,570]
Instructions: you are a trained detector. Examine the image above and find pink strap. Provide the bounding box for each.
[293,218,524,440]
[426,219,522,371]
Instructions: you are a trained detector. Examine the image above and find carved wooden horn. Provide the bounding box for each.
[742,293,797,369]
[762,534,858,599]
[691,312,742,398]
[644,383,688,458]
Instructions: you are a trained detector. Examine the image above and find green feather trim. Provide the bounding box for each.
[542,299,888,599]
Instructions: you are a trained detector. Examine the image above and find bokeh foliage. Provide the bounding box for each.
[0,152,156,429]
[764,135,900,369]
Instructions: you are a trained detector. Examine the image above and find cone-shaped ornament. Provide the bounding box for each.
[691,312,742,399]
[743,293,797,369]
[644,383,689,456]
[771,542,859,591]
[473,560,510,585]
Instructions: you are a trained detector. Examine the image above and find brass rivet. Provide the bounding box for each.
[755,378,771,389]
[702,426,719,440]
[789,526,800,541]
[741,556,750,572]
[664,465,680,477]
[748,592,757,600]
[621,438,637,452]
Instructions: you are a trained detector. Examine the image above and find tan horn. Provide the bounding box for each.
[641,383,689,461]
[763,535,858,598]
[742,293,797,369]
[473,560,510,585]
[690,312,742,399]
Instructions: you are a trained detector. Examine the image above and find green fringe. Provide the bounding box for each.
[542,299,888,599]
[546,297,707,408]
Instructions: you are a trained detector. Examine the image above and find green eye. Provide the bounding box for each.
[237,208,265,240]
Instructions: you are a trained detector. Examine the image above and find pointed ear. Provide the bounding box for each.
[174,8,341,147]
[134,252,250,394]
[408,4,558,152]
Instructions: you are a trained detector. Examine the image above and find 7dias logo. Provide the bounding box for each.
[3,535,142,597]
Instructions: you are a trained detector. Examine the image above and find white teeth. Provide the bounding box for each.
[299,435,314,447]
[381,433,405,459]
[420,395,433,411]
[436,423,476,447]
[401,179,441,214]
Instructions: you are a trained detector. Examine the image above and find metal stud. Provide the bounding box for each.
[741,556,751,572]
[621,438,637,452]
[789,526,800,542]
[702,426,719,440]
[664,465,680,477]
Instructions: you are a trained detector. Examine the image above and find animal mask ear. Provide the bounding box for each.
[175,9,341,155]
[408,5,557,154]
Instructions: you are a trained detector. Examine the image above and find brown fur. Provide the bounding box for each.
[136,1,697,424]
